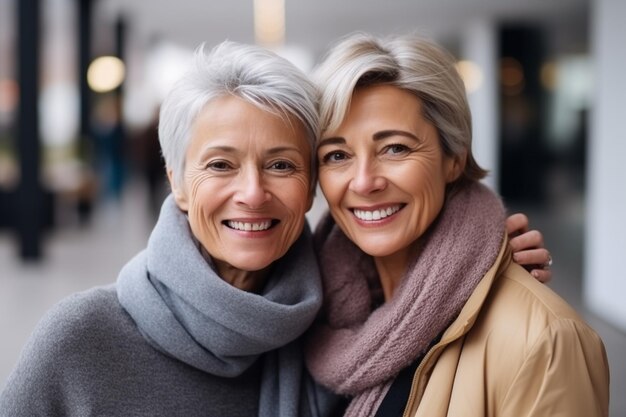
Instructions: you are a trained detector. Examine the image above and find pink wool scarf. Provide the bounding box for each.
[305,182,506,416]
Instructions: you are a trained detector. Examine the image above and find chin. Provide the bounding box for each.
[228,253,280,272]
[355,243,397,258]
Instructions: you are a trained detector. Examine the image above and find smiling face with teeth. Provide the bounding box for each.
[168,95,313,284]
[317,85,463,265]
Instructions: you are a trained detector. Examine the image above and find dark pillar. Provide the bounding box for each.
[109,15,126,199]
[16,0,43,260]
[78,0,93,142]
[498,25,548,204]
[115,17,126,94]
[77,0,95,221]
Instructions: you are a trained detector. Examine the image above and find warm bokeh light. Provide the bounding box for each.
[540,61,558,91]
[500,57,525,95]
[455,60,484,94]
[87,56,125,93]
[254,0,285,46]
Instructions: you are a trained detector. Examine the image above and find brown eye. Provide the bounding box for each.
[206,160,233,171]
[269,160,295,171]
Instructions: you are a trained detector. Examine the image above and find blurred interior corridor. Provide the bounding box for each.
[1,0,625,414]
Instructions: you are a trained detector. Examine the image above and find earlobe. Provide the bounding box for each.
[167,169,189,211]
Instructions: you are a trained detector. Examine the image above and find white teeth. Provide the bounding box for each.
[353,205,401,221]
[227,220,272,231]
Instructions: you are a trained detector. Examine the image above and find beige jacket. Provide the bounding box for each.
[403,240,610,417]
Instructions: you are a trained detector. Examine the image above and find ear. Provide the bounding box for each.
[167,169,189,211]
[444,152,466,184]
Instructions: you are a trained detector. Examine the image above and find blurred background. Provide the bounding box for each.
[0,0,624,414]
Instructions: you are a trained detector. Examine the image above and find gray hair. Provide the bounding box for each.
[314,33,487,185]
[159,41,320,189]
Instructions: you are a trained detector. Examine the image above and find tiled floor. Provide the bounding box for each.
[1,181,624,416]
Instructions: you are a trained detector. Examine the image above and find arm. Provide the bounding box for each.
[506,213,552,283]
[498,319,609,417]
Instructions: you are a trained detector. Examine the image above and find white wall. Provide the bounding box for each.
[462,20,499,190]
[585,0,626,331]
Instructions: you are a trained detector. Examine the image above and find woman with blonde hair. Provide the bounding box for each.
[306,33,608,417]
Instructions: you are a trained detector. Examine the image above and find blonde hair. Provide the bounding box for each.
[314,33,487,184]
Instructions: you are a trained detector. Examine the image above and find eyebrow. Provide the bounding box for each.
[373,130,421,142]
[265,145,305,156]
[318,129,421,148]
[317,137,345,148]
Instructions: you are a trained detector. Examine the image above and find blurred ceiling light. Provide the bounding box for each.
[540,61,558,91]
[87,56,125,93]
[500,57,525,95]
[455,60,484,94]
[254,0,285,46]
[0,79,19,113]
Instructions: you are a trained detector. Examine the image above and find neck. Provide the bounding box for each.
[215,261,270,293]
[374,240,422,301]
[198,245,270,293]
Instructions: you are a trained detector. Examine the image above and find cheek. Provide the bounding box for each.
[318,170,342,208]
[282,177,312,222]
[409,169,447,226]
[184,174,223,231]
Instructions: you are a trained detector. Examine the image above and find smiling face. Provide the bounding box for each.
[169,95,313,280]
[317,85,462,264]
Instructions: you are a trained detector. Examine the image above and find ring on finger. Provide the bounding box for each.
[544,253,553,268]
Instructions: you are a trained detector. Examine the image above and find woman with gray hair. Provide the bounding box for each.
[0,39,549,417]
[305,33,608,417]
[0,41,336,417]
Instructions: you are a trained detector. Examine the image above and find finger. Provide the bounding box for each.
[512,248,550,266]
[531,268,552,283]
[509,230,545,252]
[506,213,529,236]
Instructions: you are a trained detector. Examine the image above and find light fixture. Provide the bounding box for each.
[87,56,125,93]
[254,0,285,46]
[455,60,484,94]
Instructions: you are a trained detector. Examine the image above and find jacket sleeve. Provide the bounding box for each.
[498,318,609,417]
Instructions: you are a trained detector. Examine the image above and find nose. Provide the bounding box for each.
[349,159,387,195]
[233,167,272,208]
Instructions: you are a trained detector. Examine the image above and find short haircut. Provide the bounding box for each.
[159,41,320,189]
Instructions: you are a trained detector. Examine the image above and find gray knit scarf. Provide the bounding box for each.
[117,195,337,417]
[305,183,506,416]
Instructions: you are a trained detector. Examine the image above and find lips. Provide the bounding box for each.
[352,204,403,221]
[224,219,278,231]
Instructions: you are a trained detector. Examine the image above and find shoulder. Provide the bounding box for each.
[480,265,610,415]
[489,263,585,325]
[469,263,607,383]
[38,285,126,342]
[11,285,135,366]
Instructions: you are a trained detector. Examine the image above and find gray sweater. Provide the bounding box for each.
[0,285,262,417]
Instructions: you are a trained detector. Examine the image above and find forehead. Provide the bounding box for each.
[190,95,311,152]
[329,85,431,137]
